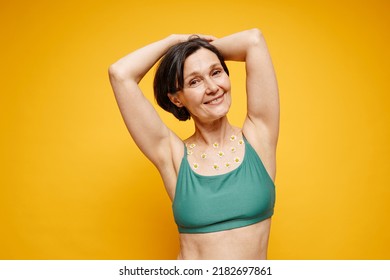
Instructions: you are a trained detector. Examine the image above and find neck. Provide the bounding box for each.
[192,116,234,147]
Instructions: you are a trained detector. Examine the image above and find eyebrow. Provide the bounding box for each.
[183,63,222,81]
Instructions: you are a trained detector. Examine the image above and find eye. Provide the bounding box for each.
[212,69,222,76]
[189,78,201,87]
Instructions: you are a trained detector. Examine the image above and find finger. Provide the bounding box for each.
[198,34,218,42]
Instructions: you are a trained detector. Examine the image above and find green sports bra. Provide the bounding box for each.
[172,136,275,234]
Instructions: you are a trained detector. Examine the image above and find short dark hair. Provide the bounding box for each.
[153,37,229,121]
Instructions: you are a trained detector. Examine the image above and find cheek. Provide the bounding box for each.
[220,75,231,89]
[181,90,203,106]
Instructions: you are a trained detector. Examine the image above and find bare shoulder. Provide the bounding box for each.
[156,131,185,200]
[242,119,277,181]
[170,131,186,173]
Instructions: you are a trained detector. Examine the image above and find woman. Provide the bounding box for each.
[108,28,279,260]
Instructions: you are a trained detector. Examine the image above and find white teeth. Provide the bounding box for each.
[206,96,222,104]
[210,97,221,104]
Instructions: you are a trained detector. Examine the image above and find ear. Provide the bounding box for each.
[167,93,184,108]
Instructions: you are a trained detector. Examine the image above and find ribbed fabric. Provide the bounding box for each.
[172,137,275,234]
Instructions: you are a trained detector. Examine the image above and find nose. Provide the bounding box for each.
[204,78,219,95]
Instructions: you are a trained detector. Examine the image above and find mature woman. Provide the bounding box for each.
[108,28,279,260]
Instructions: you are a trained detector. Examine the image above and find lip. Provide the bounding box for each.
[204,93,225,105]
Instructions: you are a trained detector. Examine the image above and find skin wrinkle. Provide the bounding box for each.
[109,29,278,260]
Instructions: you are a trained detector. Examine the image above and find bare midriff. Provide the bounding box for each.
[177,218,271,260]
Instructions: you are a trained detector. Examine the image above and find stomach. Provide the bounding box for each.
[177,218,272,260]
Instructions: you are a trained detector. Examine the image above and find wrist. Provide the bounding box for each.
[167,34,190,45]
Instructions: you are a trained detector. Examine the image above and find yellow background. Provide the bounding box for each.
[1,0,389,259]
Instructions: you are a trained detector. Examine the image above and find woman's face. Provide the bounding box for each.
[172,48,231,123]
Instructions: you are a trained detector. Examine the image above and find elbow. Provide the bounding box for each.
[246,28,263,47]
[108,62,141,83]
[108,62,130,81]
[248,28,263,46]
[108,63,126,81]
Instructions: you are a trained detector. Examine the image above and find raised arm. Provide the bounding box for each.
[108,35,186,167]
[212,28,279,148]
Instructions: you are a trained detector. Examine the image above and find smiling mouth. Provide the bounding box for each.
[204,94,224,105]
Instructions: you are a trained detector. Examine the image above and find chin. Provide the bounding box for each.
[210,108,231,121]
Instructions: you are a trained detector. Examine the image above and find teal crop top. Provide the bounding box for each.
[172,136,275,234]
